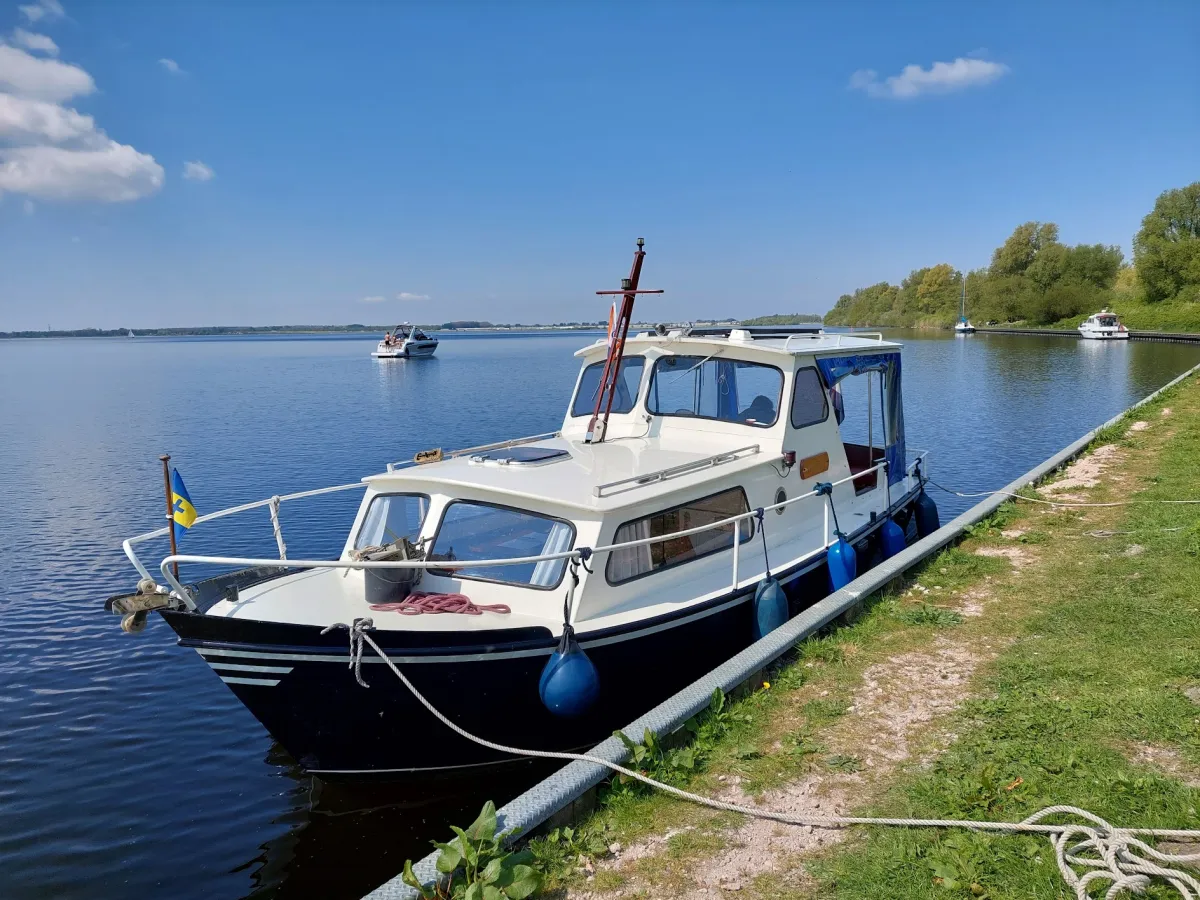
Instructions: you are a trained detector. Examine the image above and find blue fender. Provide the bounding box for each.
[880,517,907,559]
[915,491,940,538]
[827,535,858,591]
[539,627,600,717]
[752,576,788,640]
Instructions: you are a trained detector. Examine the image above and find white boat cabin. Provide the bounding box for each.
[201,327,922,636]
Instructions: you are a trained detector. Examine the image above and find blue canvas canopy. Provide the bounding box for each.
[815,352,906,486]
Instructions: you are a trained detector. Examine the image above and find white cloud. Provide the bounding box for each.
[158,58,182,75]
[0,141,164,201]
[0,92,95,143]
[396,291,430,301]
[18,0,64,25]
[182,160,213,181]
[360,295,387,303]
[849,57,1009,100]
[12,29,58,56]
[23,197,34,214]
[0,44,163,203]
[0,44,93,102]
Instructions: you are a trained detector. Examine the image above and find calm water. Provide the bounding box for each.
[1,330,1197,900]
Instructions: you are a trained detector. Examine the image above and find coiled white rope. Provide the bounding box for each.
[326,619,1200,899]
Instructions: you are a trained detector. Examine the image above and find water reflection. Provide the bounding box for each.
[241,752,555,900]
[2,331,1199,900]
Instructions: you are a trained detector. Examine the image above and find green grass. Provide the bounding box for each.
[811,378,1200,899]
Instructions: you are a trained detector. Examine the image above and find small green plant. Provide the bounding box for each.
[612,688,743,789]
[802,697,849,724]
[527,824,611,881]
[825,754,863,773]
[897,604,964,627]
[402,801,542,899]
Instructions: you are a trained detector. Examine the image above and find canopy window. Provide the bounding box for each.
[647,356,784,427]
[606,487,753,585]
[571,356,645,417]
[815,352,906,487]
[427,501,575,589]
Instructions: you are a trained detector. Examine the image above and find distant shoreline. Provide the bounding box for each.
[0,324,614,340]
[0,321,759,340]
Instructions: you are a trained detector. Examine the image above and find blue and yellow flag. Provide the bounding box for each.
[171,468,197,543]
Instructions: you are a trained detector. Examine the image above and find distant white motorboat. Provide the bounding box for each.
[372,323,439,358]
[954,282,975,334]
[1078,310,1130,340]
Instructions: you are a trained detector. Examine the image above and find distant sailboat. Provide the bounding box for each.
[954,281,975,334]
[127,329,135,338]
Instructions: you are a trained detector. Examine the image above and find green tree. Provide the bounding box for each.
[1063,244,1124,288]
[990,222,1060,277]
[1134,182,1200,302]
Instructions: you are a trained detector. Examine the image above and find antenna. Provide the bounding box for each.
[585,239,663,443]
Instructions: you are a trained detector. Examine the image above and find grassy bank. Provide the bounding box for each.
[405,371,1200,900]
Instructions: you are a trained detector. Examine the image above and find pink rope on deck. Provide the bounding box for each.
[369,591,511,616]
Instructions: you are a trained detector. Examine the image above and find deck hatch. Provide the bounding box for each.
[467,446,570,467]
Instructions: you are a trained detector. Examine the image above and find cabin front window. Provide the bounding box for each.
[427,501,575,589]
[606,487,753,585]
[354,493,430,551]
[647,357,783,427]
[790,367,829,429]
[571,356,645,417]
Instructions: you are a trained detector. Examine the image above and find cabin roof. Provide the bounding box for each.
[365,435,774,515]
[574,329,901,360]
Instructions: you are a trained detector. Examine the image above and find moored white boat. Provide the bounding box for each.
[1078,310,1130,340]
[954,281,975,334]
[372,323,439,358]
[108,240,937,776]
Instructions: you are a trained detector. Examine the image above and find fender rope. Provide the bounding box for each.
[329,618,1200,899]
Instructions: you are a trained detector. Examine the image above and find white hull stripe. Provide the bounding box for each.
[219,675,281,686]
[190,554,827,667]
[192,591,753,666]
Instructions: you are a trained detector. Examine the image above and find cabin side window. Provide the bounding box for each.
[789,366,829,429]
[647,357,783,427]
[571,356,646,417]
[427,501,575,589]
[606,487,753,585]
[354,493,430,551]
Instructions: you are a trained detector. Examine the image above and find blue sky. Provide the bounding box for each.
[1,0,1197,330]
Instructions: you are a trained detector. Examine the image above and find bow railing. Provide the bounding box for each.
[131,451,928,612]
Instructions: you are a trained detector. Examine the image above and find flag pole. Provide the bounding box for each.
[160,454,180,581]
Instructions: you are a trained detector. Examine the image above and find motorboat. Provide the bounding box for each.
[1078,310,1130,340]
[107,240,935,776]
[953,282,975,334]
[372,323,439,358]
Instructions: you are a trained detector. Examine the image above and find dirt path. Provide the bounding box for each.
[565,441,1140,899]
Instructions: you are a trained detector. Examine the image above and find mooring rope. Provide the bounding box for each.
[325,618,1200,899]
[929,478,1200,508]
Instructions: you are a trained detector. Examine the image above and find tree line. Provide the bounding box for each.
[824,181,1200,329]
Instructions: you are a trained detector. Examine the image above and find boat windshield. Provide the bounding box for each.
[354,493,429,551]
[427,501,575,589]
[648,356,783,427]
[1098,316,1117,326]
[571,356,645,417]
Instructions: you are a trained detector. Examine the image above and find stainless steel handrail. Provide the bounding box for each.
[153,462,895,604]
[592,444,762,498]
